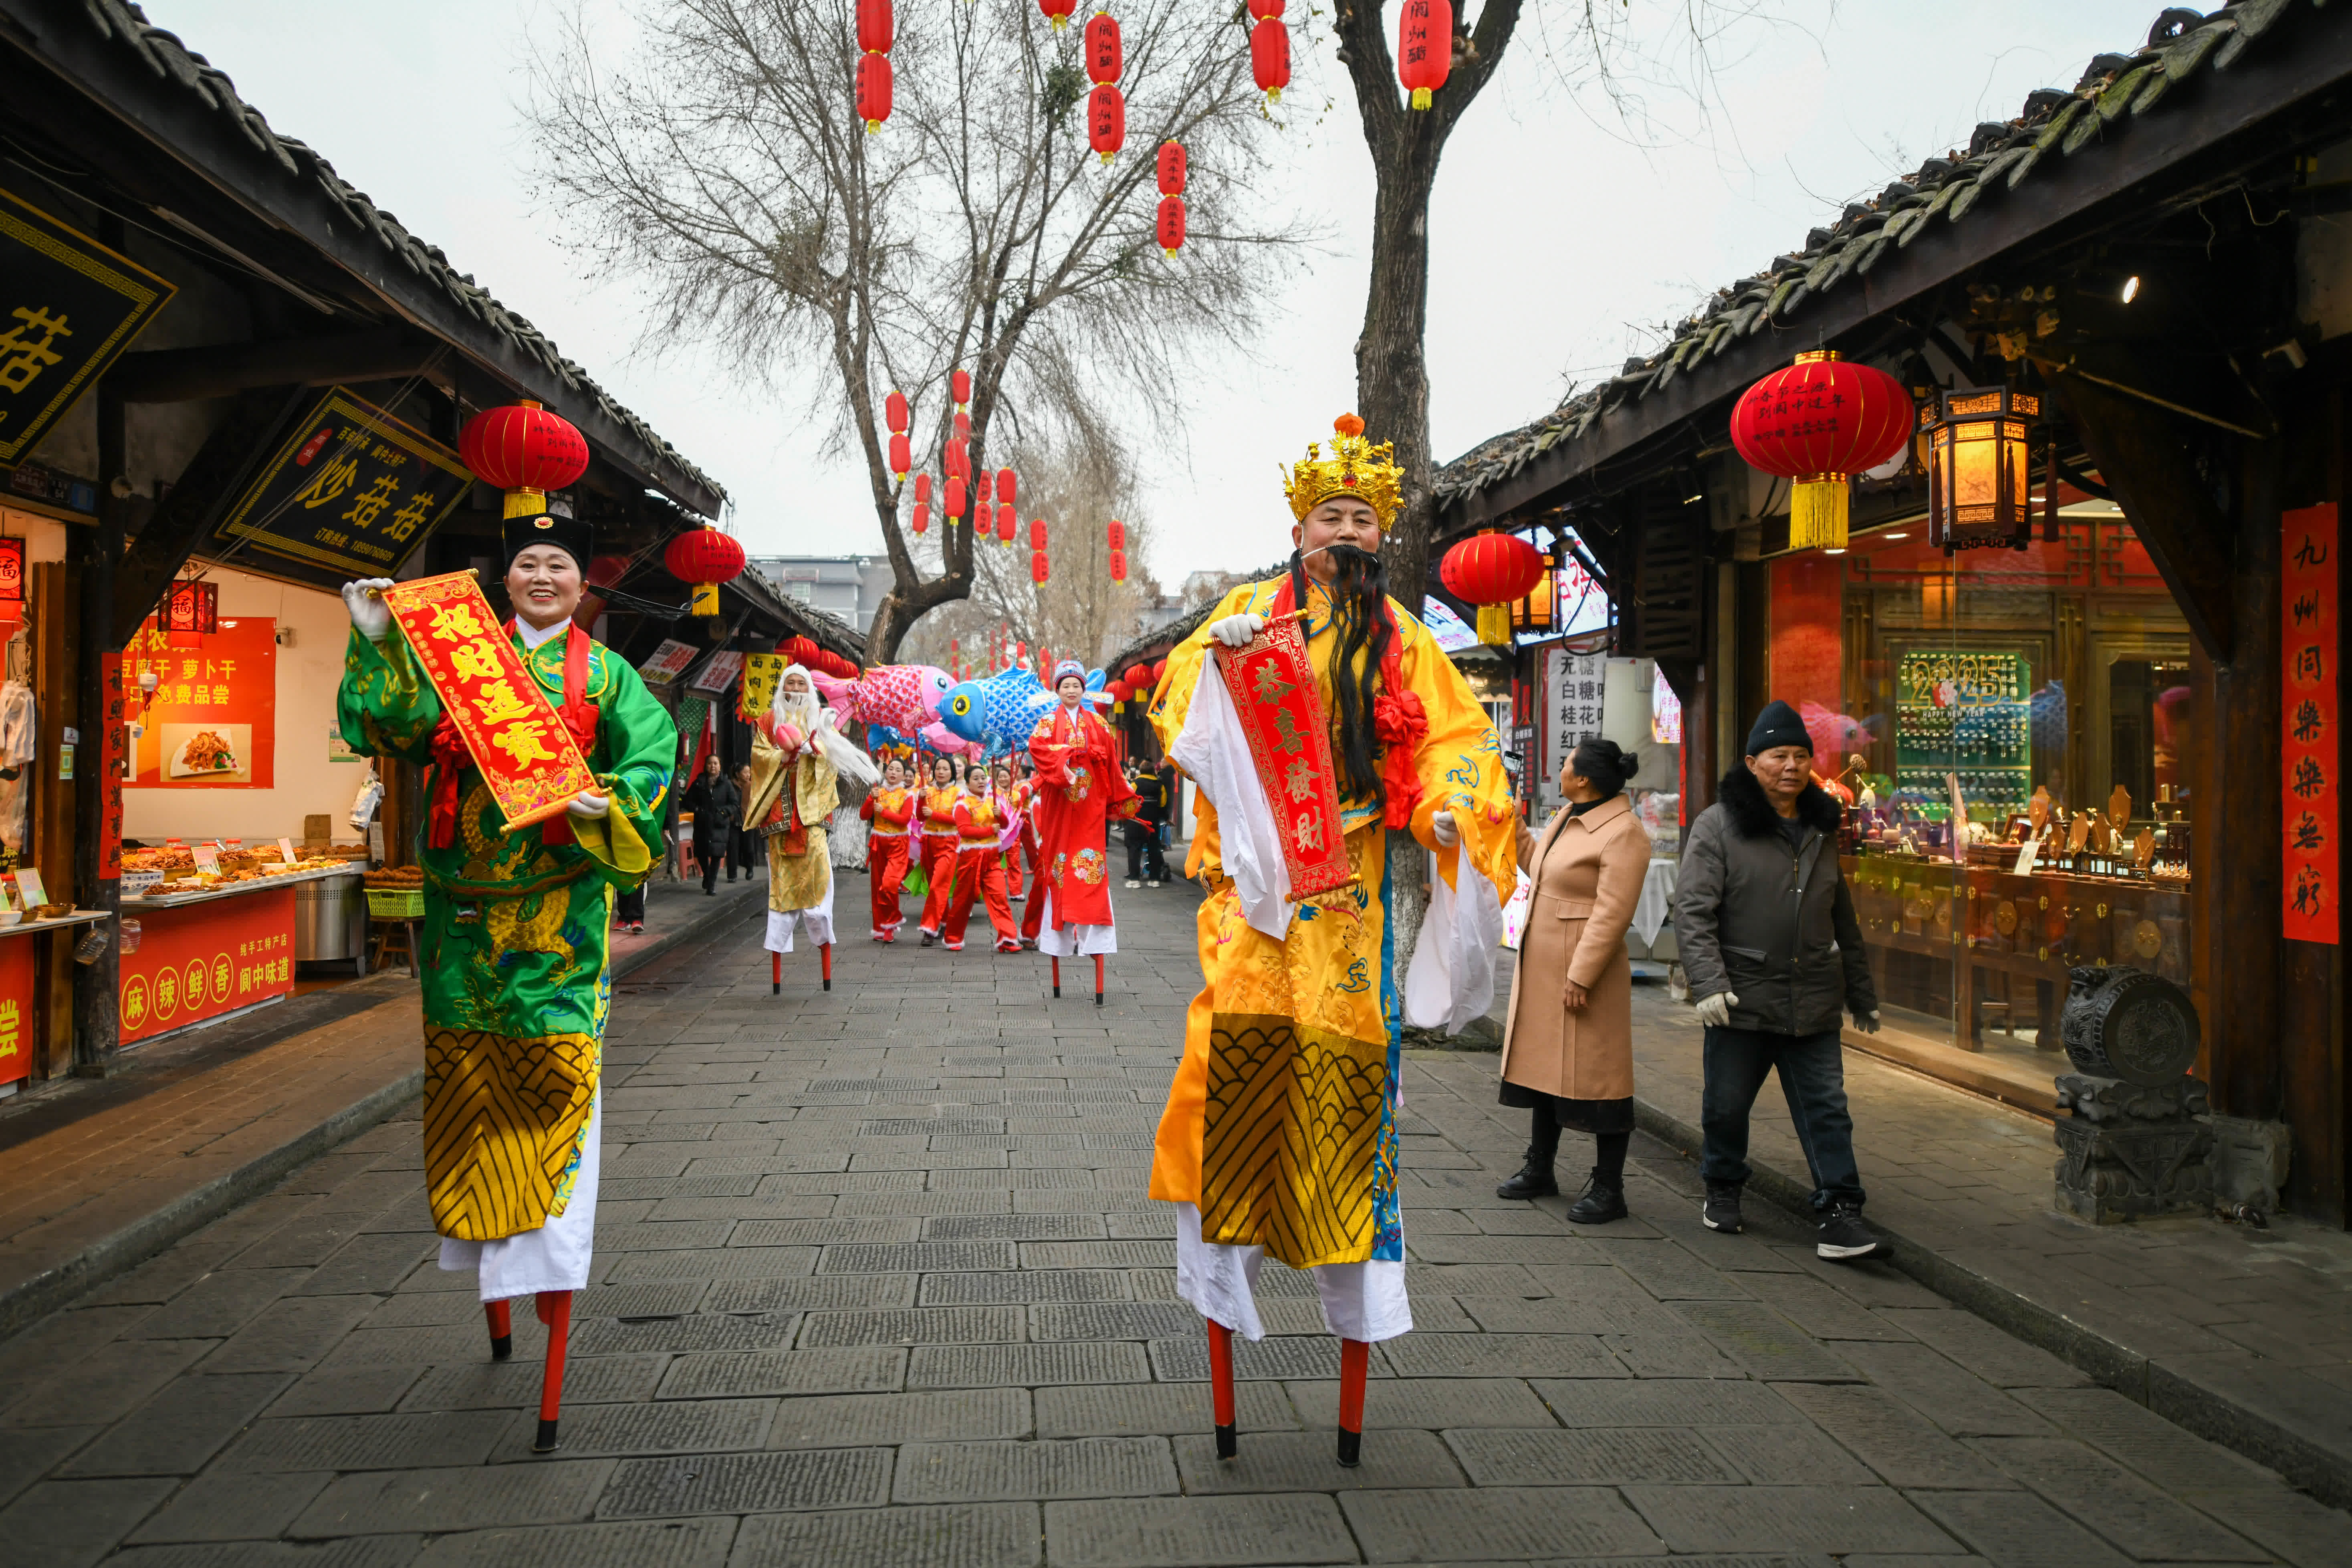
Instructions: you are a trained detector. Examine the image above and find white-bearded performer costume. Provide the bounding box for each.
[743,663,880,990]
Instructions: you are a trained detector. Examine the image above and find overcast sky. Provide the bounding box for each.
[150,0,2161,583]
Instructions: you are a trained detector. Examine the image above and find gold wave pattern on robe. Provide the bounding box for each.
[424,1027,599,1241]
[1198,1014,1386,1269]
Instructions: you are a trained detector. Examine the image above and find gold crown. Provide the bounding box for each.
[1282,413,1403,525]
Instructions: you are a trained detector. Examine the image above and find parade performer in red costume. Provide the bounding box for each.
[860,755,916,941]
[942,763,1021,953]
[1028,659,1138,997]
[916,753,962,946]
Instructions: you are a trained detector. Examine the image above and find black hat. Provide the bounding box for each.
[1745,698,1812,757]
[501,511,593,575]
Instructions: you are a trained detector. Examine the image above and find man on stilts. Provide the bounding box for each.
[1027,659,1136,1004]
[744,663,880,993]
[1148,415,1516,1465]
[337,508,676,1454]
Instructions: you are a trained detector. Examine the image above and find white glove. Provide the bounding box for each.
[342,578,394,643]
[1208,611,1267,648]
[1853,1007,1882,1035]
[1694,991,1738,1028]
[567,791,611,820]
[1431,809,1459,847]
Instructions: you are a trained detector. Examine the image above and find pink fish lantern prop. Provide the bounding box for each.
[809,663,952,735]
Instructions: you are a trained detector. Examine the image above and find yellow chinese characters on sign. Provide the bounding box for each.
[380,571,597,833]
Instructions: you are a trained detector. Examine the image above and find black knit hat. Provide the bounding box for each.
[501,511,593,575]
[1745,699,1812,757]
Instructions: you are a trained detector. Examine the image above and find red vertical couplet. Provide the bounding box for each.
[2282,503,2339,943]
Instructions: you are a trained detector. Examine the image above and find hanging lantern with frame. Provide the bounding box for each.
[0,533,24,614]
[162,577,218,650]
[1925,385,2041,553]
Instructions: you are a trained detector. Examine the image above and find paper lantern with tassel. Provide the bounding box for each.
[1156,197,1185,257]
[1031,550,1050,585]
[1084,10,1122,81]
[1108,547,1128,584]
[945,474,968,525]
[951,368,971,408]
[995,503,1016,547]
[1396,0,1451,110]
[1249,0,1289,103]
[1728,350,1912,553]
[1039,0,1077,28]
[1087,85,1125,164]
[459,401,590,519]
[1440,531,1545,646]
[855,50,892,133]
[1028,517,1047,551]
[665,526,747,617]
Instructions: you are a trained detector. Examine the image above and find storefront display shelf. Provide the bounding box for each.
[0,910,112,936]
[121,863,364,910]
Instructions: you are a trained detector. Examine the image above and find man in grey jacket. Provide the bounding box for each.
[1674,700,1884,1261]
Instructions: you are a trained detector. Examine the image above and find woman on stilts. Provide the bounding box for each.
[1027,659,1136,1004]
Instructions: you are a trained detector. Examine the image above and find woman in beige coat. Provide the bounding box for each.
[1497,738,1651,1221]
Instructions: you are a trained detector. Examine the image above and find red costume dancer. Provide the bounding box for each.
[1016,758,1049,948]
[1028,660,1138,990]
[916,756,961,945]
[942,765,1021,952]
[860,757,916,941]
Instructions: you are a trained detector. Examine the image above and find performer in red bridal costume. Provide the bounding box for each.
[860,756,916,942]
[1027,660,1138,982]
[942,763,1021,953]
[916,753,962,945]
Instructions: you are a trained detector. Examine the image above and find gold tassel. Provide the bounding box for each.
[1409,87,1432,109]
[1475,603,1511,645]
[502,488,547,520]
[691,581,719,616]
[1789,476,1850,552]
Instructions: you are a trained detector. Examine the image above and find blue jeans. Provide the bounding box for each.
[1700,1026,1864,1211]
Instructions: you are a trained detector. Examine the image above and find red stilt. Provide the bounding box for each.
[533,1289,572,1453]
[1206,1318,1238,1459]
[1094,953,1104,1007]
[820,942,832,991]
[1337,1337,1369,1467]
[771,950,781,996]
[484,1299,512,1361]
[1051,957,1061,999]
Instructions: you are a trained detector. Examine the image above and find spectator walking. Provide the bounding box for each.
[1494,738,1648,1221]
[731,764,763,879]
[1125,759,1167,888]
[1675,699,1885,1261]
[680,754,740,895]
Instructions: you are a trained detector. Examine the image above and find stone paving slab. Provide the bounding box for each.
[1046,1493,1358,1566]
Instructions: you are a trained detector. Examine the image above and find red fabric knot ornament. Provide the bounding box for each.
[1372,689,1428,829]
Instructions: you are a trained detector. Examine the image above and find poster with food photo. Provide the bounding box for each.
[120,616,276,788]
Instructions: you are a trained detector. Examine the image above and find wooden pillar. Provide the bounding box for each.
[71,384,124,1070]
[30,563,76,1081]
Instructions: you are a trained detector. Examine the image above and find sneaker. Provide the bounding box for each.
[1564,1174,1628,1224]
[1702,1181,1744,1234]
[1815,1201,1885,1262]
[1146,879,1162,888]
[1494,1155,1559,1201]
[1125,879,1142,889]
[919,930,936,948]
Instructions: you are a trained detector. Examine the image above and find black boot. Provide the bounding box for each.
[1565,1172,1628,1223]
[1495,1107,1561,1199]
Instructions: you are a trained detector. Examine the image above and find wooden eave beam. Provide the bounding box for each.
[109,327,446,403]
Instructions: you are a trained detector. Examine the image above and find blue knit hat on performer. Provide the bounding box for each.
[1052,659,1086,689]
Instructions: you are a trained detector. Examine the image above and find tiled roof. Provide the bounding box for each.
[1435,0,2315,511]
[69,0,724,511]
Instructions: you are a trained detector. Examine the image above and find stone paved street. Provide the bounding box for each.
[1,875,2346,1566]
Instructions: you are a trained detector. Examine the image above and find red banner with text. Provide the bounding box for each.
[2283,503,2339,944]
[119,890,297,1045]
[0,936,33,1086]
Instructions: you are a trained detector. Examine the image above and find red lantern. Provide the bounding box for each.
[945,475,968,522]
[856,0,893,54]
[1396,0,1451,110]
[1156,196,1185,257]
[856,51,893,133]
[1084,11,1122,82]
[946,437,970,479]
[459,402,590,517]
[951,368,971,408]
[1250,10,1289,103]
[1031,550,1051,585]
[1151,656,1167,682]
[995,468,1017,506]
[1039,0,1078,28]
[780,634,819,664]
[996,503,1016,545]
[1126,663,1149,685]
[1728,350,1912,552]
[1028,517,1048,551]
[912,502,930,535]
[1440,532,1545,644]
[664,525,747,617]
[952,410,971,438]
[1106,518,1125,551]
[162,577,218,650]
[1247,0,1283,17]
[1109,547,1128,584]
[914,472,933,505]
[885,389,909,434]
[0,534,22,609]
[1088,85,1125,164]
[888,432,911,478]
[1157,142,1186,196]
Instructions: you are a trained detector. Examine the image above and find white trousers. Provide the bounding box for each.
[1174,1202,1411,1344]
[1034,887,1116,956]
[440,1089,600,1302]
[765,875,836,953]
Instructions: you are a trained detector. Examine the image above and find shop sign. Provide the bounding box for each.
[1543,649,1608,789]
[5,461,97,516]
[0,188,178,466]
[1419,595,1480,655]
[638,639,698,684]
[690,650,744,695]
[119,889,296,1045]
[739,652,785,720]
[0,936,30,1086]
[121,618,276,789]
[2283,503,2338,944]
[209,387,471,588]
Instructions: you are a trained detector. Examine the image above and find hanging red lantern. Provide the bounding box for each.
[1031,550,1051,585]
[914,472,933,505]
[885,389,909,434]
[1028,517,1048,551]
[1156,197,1185,257]
[1157,141,1186,196]
[459,401,590,518]
[995,468,1017,507]
[1396,0,1452,110]
[945,476,968,524]
[1728,350,1912,552]
[1440,531,1545,645]
[888,432,911,479]
[1250,5,1290,104]
[951,368,971,408]
[1105,518,1125,551]
[1088,85,1126,164]
[162,577,218,650]
[855,51,893,133]
[996,503,1017,546]
[664,525,748,617]
[945,437,970,480]
[952,410,972,440]
[1109,547,1128,584]
[1039,0,1078,29]
[912,502,930,535]
[780,634,819,664]
[1084,11,1122,82]
[856,0,893,54]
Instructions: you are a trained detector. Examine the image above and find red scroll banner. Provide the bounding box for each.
[1214,613,1353,900]
[381,571,599,835]
[2283,503,2339,944]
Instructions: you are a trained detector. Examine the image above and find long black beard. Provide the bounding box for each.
[1318,543,1392,806]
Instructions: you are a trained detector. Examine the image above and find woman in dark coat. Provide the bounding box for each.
[680,755,740,894]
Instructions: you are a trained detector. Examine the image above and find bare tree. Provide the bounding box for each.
[527,0,1305,660]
